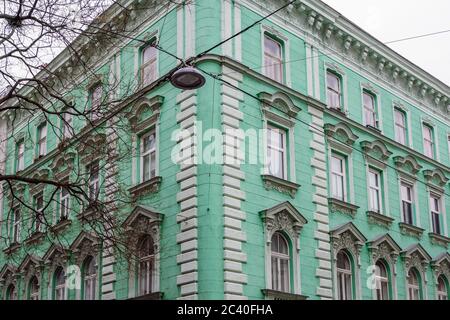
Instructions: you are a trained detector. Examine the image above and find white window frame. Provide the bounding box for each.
[138,236,155,296]
[90,84,103,121]
[422,123,435,159]
[140,129,157,183]
[83,257,97,300]
[16,140,25,172]
[363,91,378,128]
[407,269,421,300]
[429,193,442,235]
[266,124,288,180]
[375,260,390,300]
[270,232,291,293]
[326,71,342,111]
[437,276,448,300]
[330,154,347,202]
[29,276,40,300]
[394,108,407,145]
[368,168,382,213]
[141,42,158,87]
[12,207,21,243]
[59,183,70,221]
[37,122,47,157]
[263,35,283,83]
[54,267,66,300]
[400,181,414,225]
[87,161,100,201]
[260,25,290,87]
[62,112,73,140]
[336,251,353,300]
[34,191,44,233]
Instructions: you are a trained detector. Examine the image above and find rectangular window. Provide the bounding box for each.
[34,192,44,233]
[90,84,103,121]
[141,44,157,87]
[37,123,47,157]
[87,161,100,201]
[263,35,283,83]
[12,207,21,244]
[16,140,25,172]
[363,92,377,128]
[141,130,156,182]
[331,154,346,201]
[401,183,414,225]
[327,72,342,110]
[430,195,442,235]
[60,181,70,221]
[62,112,73,139]
[368,169,382,213]
[394,108,407,145]
[423,124,434,159]
[267,125,287,180]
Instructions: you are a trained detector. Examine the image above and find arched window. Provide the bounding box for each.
[54,267,66,300]
[407,268,421,300]
[138,236,155,296]
[437,276,448,300]
[29,276,40,300]
[83,256,97,300]
[336,250,353,300]
[375,260,390,300]
[271,232,290,293]
[6,284,16,300]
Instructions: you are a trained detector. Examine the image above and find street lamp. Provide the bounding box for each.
[170,66,206,90]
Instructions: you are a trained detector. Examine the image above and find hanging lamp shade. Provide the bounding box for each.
[170,66,206,90]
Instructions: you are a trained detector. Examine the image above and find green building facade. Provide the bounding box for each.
[0,0,449,300]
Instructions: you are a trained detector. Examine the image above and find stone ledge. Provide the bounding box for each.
[50,218,72,235]
[428,233,450,248]
[128,176,162,199]
[328,198,359,218]
[261,289,308,301]
[128,292,164,300]
[398,222,424,239]
[24,232,45,246]
[3,242,20,255]
[367,211,394,228]
[78,206,100,223]
[261,175,300,198]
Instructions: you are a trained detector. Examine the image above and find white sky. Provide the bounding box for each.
[321,0,450,87]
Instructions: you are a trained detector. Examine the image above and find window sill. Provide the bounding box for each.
[261,175,300,198]
[51,218,72,234]
[24,231,45,246]
[129,292,163,300]
[398,222,424,239]
[367,211,394,228]
[365,125,381,133]
[328,107,347,117]
[78,205,100,223]
[428,233,450,248]
[128,176,162,199]
[3,242,21,255]
[261,289,308,301]
[328,198,359,218]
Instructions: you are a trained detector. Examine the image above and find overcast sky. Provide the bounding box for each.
[321,0,450,87]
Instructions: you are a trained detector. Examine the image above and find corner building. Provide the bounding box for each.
[0,0,449,300]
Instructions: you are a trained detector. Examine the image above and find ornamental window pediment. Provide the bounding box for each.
[330,222,367,261]
[432,253,450,281]
[401,244,432,274]
[367,234,402,265]
[0,265,18,287]
[122,206,163,250]
[126,95,164,133]
[258,92,301,119]
[423,169,448,188]
[324,122,359,153]
[69,231,100,265]
[360,140,392,167]
[76,132,106,164]
[393,155,422,176]
[50,151,76,179]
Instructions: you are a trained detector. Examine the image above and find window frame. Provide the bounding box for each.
[368,168,382,213]
[59,181,70,221]
[263,34,284,83]
[82,256,97,300]
[62,111,73,140]
[266,124,288,181]
[53,267,66,301]
[16,139,25,172]
[140,129,157,183]
[400,181,414,225]
[270,232,291,293]
[375,260,391,300]
[87,160,100,202]
[140,42,158,87]
[407,268,422,300]
[336,250,353,300]
[422,124,435,159]
[326,71,343,111]
[37,122,47,157]
[137,236,155,296]
[330,153,347,202]
[34,191,44,233]
[28,276,40,300]
[429,193,442,235]
[89,83,103,121]
[437,276,448,300]
[394,108,408,145]
[362,90,378,128]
